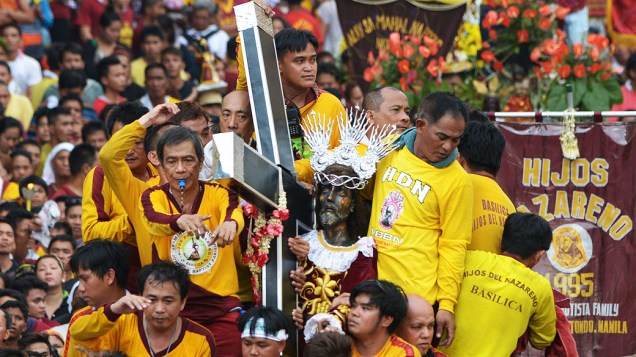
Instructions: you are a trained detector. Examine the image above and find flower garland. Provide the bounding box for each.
[242,190,289,306]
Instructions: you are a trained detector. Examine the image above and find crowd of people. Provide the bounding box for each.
[0,0,600,356]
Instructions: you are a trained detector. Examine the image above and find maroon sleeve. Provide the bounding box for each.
[340,248,378,293]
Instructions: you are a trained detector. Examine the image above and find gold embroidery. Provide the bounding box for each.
[300,261,348,316]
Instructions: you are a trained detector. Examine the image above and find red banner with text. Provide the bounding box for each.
[497,122,636,357]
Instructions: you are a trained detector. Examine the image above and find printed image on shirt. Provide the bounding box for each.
[172,231,219,275]
[379,190,405,230]
[547,224,592,273]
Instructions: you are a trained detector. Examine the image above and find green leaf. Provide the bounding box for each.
[600,78,623,106]
[545,83,567,111]
[581,86,610,111]
[572,78,586,108]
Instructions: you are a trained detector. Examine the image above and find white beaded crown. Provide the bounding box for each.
[302,108,397,189]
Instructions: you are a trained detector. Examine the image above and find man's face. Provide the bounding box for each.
[316,73,337,90]
[369,89,410,133]
[103,64,127,93]
[66,205,82,241]
[86,131,108,152]
[0,126,20,154]
[76,268,111,306]
[0,65,11,84]
[162,141,202,194]
[220,93,253,144]
[192,9,211,31]
[242,337,285,357]
[116,54,131,79]
[397,301,435,355]
[181,117,211,147]
[143,278,185,332]
[11,155,33,182]
[162,53,183,78]
[5,307,26,340]
[37,117,51,143]
[142,35,164,61]
[61,100,82,123]
[146,68,168,99]
[348,293,391,339]
[147,2,166,18]
[0,86,10,111]
[279,44,317,90]
[62,52,85,70]
[26,289,47,319]
[25,342,51,357]
[0,222,15,256]
[2,27,21,53]
[52,150,71,179]
[319,184,353,228]
[414,114,465,164]
[22,143,41,171]
[49,240,74,272]
[123,133,148,172]
[14,218,32,262]
[51,114,75,143]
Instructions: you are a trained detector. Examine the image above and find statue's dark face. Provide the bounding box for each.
[319,184,354,228]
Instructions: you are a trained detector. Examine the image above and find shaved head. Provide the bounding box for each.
[397,294,436,355]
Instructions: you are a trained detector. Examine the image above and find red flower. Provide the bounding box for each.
[398,60,410,74]
[389,32,401,47]
[427,58,440,77]
[423,36,439,55]
[363,67,375,82]
[542,60,554,74]
[399,77,407,91]
[573,43,584,57]
[517,30,529,43]
[403,44,415,59]
[483,10,498,28]
[587,34,609,49]
[534,66,544,79]
[256,252,269,266]
[522,9,537,18]
[601,72,612,80]
[266,223,284,236]
[418,45,430,58]
[539,4,551,17]
[590,47,600,61]
[243,203,259,218]
[488,29,498,41]
[481,51,496,63]
[378,49,390,61]
[500,0,508,7]
[555,6,570,20]
[530,47,542,62]
[411,36,421,46]
[250,237,259,248]
[367,51,375,65]
[538,17,552,30]
[493,61,504,71]
[573,64,586,78]
[406,69,417,83]
[559,65,571,79]
[589,63,602,74]
[499,12,510,27]
[482,41,491,49]
[507,6,520,19]
[272,208,289,221]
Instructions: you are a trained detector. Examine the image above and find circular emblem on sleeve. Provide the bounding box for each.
[547,224,592,273]
[171,231,219,275]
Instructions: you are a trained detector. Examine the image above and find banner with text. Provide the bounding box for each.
[335,0,465,86]
[497,123,636,357]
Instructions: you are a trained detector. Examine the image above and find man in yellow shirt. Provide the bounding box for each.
[439,213,557,356]
[0,61,33,130]
[236,28,344,158]
[366,92,473,347]
[349,280,420,357]
[458,118,516,253]
[71,260,216,356]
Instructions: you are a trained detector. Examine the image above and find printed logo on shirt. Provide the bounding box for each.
[379,190,405,230]
[547,223,592,273]
[171,231,219,275]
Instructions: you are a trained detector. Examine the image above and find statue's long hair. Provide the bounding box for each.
[314,164,370,240]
